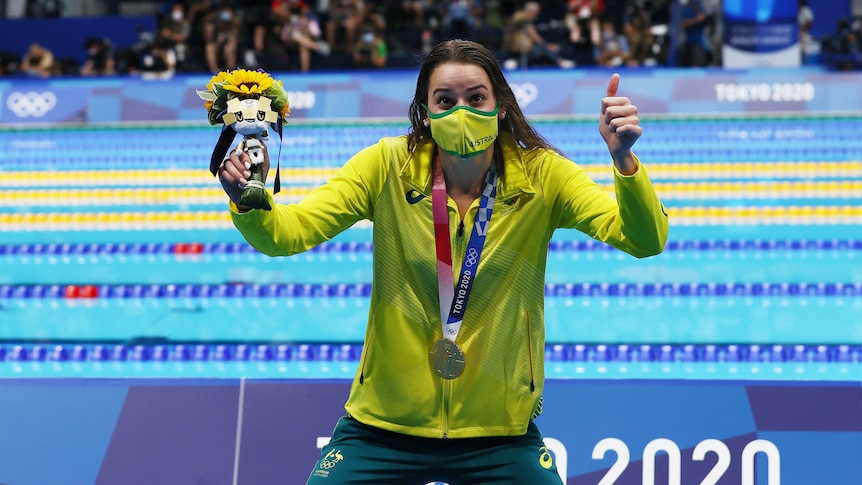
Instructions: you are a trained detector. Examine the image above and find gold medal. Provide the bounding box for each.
[430,338,466,379]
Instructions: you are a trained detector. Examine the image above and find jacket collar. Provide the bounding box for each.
[399,132,536,201]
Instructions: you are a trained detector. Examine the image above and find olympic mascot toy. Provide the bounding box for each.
[197,68,290,210]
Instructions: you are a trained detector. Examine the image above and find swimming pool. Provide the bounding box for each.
[1,115,861,377]
[2,114,861,485]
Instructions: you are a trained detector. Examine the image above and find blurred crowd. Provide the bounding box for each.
[4,0,815,78]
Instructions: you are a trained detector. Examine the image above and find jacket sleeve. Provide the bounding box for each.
[229,140,390,256]
[545,153,668,258]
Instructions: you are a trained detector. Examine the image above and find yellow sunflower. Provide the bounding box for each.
[223,69,274,95]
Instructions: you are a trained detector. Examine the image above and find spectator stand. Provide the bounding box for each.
[2,0,860,76]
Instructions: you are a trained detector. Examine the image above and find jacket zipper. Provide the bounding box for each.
[442,205,465,438]
[441,379,451,438]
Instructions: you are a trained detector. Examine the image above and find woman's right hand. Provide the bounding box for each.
[218,142,270,210]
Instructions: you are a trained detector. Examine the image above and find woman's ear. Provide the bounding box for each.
[420,105,430,127]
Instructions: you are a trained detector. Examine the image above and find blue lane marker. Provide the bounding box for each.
[0,343,858,364]
[1,282,861,299]
[2,240,861,256]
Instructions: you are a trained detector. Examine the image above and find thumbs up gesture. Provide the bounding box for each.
[600,73,641,174]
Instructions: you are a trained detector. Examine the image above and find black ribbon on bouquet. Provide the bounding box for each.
[208,114,284,194]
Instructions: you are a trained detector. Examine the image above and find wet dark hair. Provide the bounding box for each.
[407,39,557,154]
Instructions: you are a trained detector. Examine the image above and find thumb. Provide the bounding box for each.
[606,73,620,97]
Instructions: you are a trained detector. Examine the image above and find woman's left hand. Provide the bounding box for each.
[599,73,642,173]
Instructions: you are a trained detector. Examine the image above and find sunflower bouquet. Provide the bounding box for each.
[197,68,290,210]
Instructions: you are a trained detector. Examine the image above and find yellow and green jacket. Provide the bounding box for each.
[231,132,668,439]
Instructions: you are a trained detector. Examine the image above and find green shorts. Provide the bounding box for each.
[306,416,563,484]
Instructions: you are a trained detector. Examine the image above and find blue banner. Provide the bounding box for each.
[3,68,861,124]
[723,0,800,67]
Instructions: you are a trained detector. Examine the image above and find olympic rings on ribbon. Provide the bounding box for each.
[464,247,479,267]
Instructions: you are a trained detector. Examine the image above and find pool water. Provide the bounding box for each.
[1,115,861,378]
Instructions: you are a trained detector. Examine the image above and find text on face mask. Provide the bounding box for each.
[468,131,498,148]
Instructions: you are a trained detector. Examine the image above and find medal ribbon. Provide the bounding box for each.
[432,159,498,342]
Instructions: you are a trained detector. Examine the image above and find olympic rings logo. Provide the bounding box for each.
[6,91,57,118]
[464,247,479,267]
[510,82,539,108]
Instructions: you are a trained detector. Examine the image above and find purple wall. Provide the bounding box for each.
[0,378,859,484]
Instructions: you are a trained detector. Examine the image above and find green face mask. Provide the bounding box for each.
[423,103,500,158]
